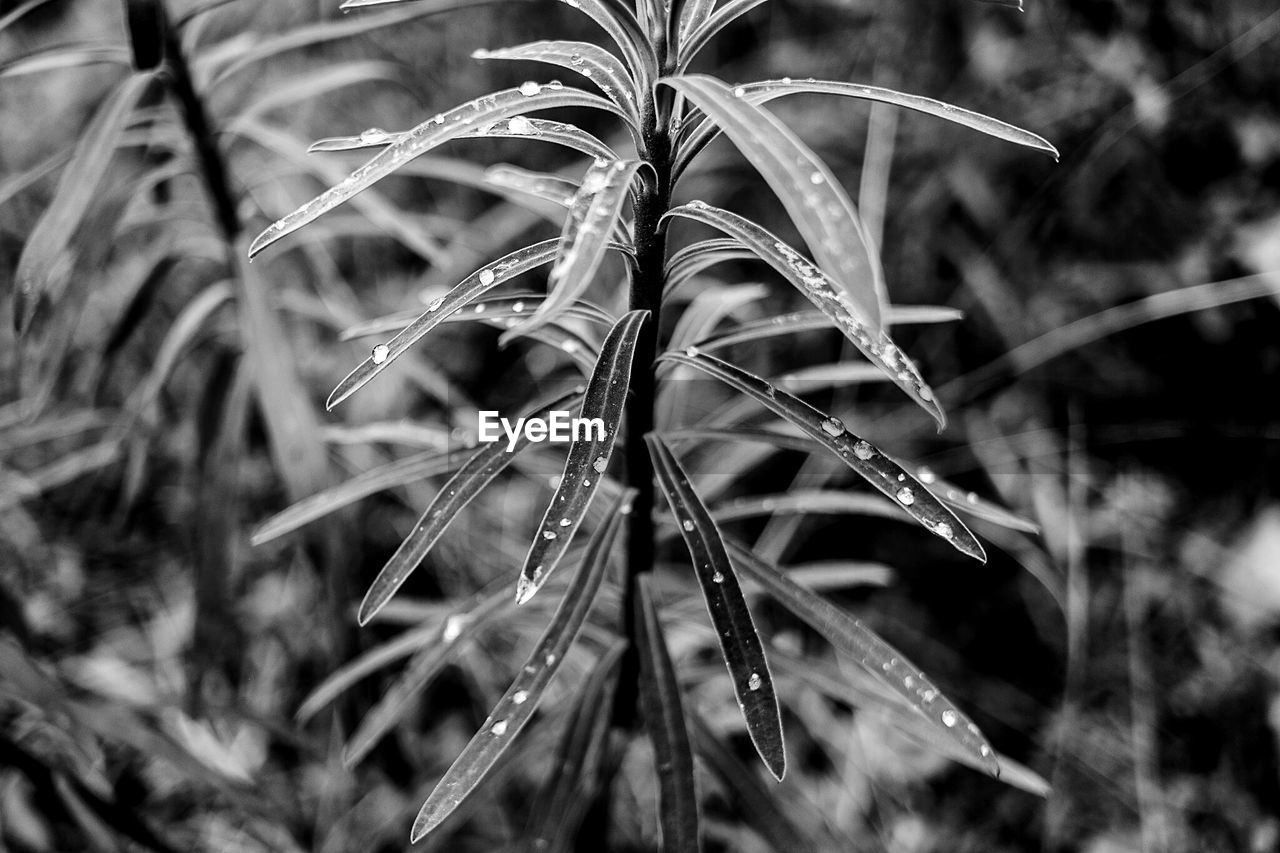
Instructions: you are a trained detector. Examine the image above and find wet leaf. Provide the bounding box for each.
[358,389,584,625]
[550,0,656,93]
[516,310,649,604]
[474,41,638,120]
[410,489,631,842]
[662,238,755,297]
[693,306,964,352]
[678,0,769,69]
[661,350,985,561]
[647,433,786,780]
[634,575,701,853]
[663,75,886,331]
[667,201,944,426]
[724,539,1001,777]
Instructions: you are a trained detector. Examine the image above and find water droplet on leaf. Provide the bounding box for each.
[371,344,389,364]
[896,487,915,505]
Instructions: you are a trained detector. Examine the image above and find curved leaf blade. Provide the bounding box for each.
[678,0,769,69]
[502,158,643,345]
[551,0,656,92]
[358,389,584,625]
[515,309,649,604]
[661,350,986,562]
[662,74,885,331]
[474,41,638,120]
[646,433,785,780]
[724,539,1000,777]
[662,238,756,298]
[635,575,701,853]
[666,201,944,426]
[410,489,632,842]
[247,84,627,259]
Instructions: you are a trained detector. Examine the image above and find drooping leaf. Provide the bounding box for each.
[343,589,512,767]
[676,79,1058,174]
[410,489,632,842]
[646,434,785,780]
[358,389,584,625]
[723,539,1001,777]
[247,84,628,259]
[634,575,701,853]
[14,71,153,332]
[309,115,620,164]
[515,310,649,604]
[665,201,944,426]
[501,158,643,345]
[662,75,885,331]
[661,350,986,561]
[250,449,456,544]
[524,641,627,852]
[326,239,624,409]
[474,41,638,120]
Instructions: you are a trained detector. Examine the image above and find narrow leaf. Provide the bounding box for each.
[358,389,584,625]
[551,0,656,92]
[247,84,627,259]
[661,350,986,562]
[515,310,649,604]
[662,238,755,297]
[474,41,638,120]
[635,575,701,853]
[501,158,643,344]
[678,0,769,69]
[646,433,786,780]
[911,465,1041,534]
[15,71,153,332]
[693,306,961,352]
[666,201,944,426]
[340,293,613,340]
[663,75,885,331]
[410,489,632,842]
[724,539,1000,777]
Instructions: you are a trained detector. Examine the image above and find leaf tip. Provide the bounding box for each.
[514,575,537,606]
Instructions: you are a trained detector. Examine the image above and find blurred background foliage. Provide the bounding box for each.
[1,0,1279,850]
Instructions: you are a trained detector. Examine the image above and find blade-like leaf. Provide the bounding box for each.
[911,465,1041,534]
[661,350,986,562]
[14,71,153,332]
[724,539,1000,777]
[410,489,632,842]
[309,115,620,165]
[634,575,700,853]
[662,238,755,297]
[327,239,624,409]
[551,0,656,93]
[485,165,632,244]
[646,433,785,780]
[474,41,638,120]
[665,201,944,426]
[502,158,643,345]
[340,293,614,340]
[358,389,584,625]
[515,310,649,604]
[247,84,628,259]
[693,306,961,353]
[677,79,1058,173]
[678,0,769,69]
[663,75,885,331]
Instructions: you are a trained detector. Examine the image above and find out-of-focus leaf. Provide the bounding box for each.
[910,465,1041,534]
[0,0,57,34]
[634,575,700,852]
[410,489,631,842]
[647,434,785,780]
[326,239,625,409]
[251,449,457,544]
[677,79,1058,171]
[663,75,885,331]
[776,363,887,393]
[662,350,986,562]
[724,539,1001,778]
[343,588,513,766]
[501,158,643,345]
[237,61,403,122]
[358,389,583,625]
[14,71,152,332]
[474,41,638,120]
[247,84,628,259]
[524,641,627,853]
[484,165,632,244]
[668,283,766,353]
[666,201,943,426]
[515,310,648,604]
[0,43,130,78]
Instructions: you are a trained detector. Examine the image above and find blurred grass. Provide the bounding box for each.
[2,0,1280,851]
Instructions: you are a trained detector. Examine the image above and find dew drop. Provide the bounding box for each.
[562,339,579,354]
[518,81,541,97]
[592,456,607,473]
[543,530,557,540]
[512,301,525,313]
[428,297,444,312]
[853,440,874,460]
[917,466,937,484]
[966,491,979,505]
[559,517,571,527]
[896,487,915,505]
[442,614,467,643]
[820,417,843,437]
[474,303,486,314]
[941,709,958,728]
[747,672,762,691]
[478,269,496,285]
[360,127,389,144]
[684,345,700,357]
[712,570,724,583]
[732,86,746,97]
[507,116,533,135]
[682,519,694,532]
[371,344,389,364]
[808,171,823,185]
[491,719,509,735]
[512,690,528,705]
